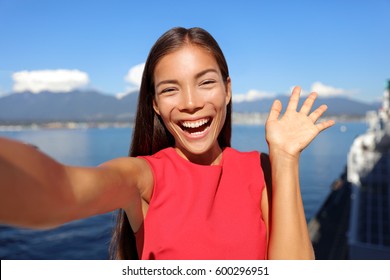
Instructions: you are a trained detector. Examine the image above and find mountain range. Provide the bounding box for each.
[0,90,380,124]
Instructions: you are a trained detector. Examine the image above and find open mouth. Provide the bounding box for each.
[179,117,212,136]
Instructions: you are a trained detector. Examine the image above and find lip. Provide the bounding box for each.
[179,116,210,122]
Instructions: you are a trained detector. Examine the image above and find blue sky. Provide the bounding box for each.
[0,0,389,103]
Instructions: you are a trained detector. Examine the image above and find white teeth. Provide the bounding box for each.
[181,118,209,128]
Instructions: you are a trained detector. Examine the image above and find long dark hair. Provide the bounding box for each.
[109,27,232,259]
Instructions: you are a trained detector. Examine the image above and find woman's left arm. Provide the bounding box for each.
[264,86,335,259]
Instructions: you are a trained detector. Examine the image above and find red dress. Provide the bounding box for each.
[135,147,267,259]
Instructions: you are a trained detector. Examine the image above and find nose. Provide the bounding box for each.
[178,86,204,112]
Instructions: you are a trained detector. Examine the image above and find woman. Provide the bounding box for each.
[0,27,334,260]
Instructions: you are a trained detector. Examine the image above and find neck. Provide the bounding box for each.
[175,145,223,166]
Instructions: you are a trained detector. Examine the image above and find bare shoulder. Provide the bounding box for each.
[100,156,149,170]
[99,156,154,202]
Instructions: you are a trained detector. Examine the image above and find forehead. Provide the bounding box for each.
[154,45,220,80]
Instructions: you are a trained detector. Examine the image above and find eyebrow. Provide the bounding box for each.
[155,68,219,89]
[195,68,219,79]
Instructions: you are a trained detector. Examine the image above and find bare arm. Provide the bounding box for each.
[264,86,335,259]
[0,137,151,229]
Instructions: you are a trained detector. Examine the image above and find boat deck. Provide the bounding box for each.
[348,150,390,259]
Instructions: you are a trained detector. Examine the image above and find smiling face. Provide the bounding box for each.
[152,45,231,165]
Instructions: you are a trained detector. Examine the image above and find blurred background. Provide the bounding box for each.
[0,0,389,260]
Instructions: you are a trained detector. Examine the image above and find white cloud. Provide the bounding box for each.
[310,81,347,97]
[12,69,89,93]
[233,89,275,103]
[124,63,145,87]
[116,63,145,99]
[116,92,126,99]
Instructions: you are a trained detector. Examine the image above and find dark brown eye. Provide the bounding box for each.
[161,87,176,94]
[200,80,216,86]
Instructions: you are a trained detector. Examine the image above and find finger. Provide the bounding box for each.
[286,86,301,112]
[267,99,282,121]
[309,104,328,123]
[316,119,336,132]
[300,92,318,115]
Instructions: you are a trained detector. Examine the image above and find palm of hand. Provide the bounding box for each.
[265,86,335,159]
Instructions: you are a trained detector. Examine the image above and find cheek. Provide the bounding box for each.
[208,90,229,109]
[154,98,176,118]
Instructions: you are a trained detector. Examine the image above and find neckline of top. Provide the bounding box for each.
[165,147,229,168]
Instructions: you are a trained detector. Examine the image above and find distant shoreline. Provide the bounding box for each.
[0,114,366,131]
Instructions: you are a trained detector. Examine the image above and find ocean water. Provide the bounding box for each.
[0,122,368,259]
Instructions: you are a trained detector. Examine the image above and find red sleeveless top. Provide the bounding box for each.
[136,147,267,259]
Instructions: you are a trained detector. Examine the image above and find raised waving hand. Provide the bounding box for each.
[264,86,335,259]
[265,86,335,159]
